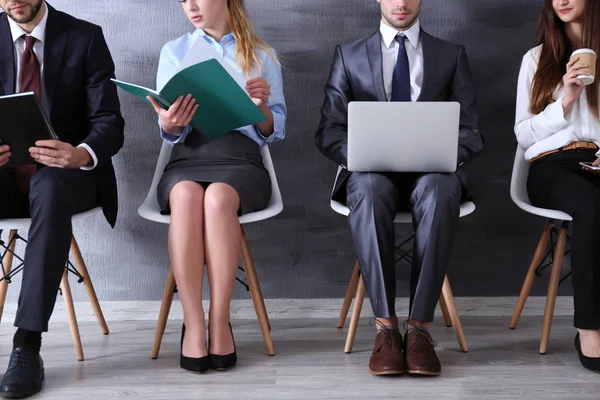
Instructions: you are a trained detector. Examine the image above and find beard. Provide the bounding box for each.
[383,7,420,30]
[6,0,44,24]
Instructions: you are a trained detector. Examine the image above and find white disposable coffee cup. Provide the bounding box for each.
[570,48,597,85]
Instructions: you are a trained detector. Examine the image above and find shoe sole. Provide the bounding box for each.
[0,369,44,399]
[406,368,441,376]
[212,365,236,372]
[368,369,406,376]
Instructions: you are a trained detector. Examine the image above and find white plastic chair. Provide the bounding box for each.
[509,145,573,354]
[331,168,474,353]
[138,141,283,358]
[0,207,109,361]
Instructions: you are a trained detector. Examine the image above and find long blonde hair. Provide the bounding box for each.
[228,0,278,75]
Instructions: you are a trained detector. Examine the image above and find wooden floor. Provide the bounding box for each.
[1,316,599,399]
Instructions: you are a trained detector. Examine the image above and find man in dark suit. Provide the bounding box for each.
[0,0,123,397]
[316,0,483,376]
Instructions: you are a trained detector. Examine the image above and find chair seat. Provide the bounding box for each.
[138,191,283,226]
[0,206,103,230]
[510,145,573,222]
[511,200,573,222]
[331,199,476,222]
[137,143,283,226]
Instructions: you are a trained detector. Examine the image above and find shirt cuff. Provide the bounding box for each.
[78,143,98,170]
[161,125,191,145]
[254,124,270,141]
[544,96,573,128]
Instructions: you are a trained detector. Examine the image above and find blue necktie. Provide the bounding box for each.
[391,35,411,102]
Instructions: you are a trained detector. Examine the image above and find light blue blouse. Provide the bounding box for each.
[156,29,287,146]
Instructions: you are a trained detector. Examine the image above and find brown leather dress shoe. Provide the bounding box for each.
[368,327,406,376]
[404,328,441,376]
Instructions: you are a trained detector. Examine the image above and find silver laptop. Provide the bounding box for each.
[347,102,460,173]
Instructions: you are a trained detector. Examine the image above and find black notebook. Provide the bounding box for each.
[0,92,58,168]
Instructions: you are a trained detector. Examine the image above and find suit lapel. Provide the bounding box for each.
[42,5,67,117]
[366,30,387,102]
[418,30,437,102]
[0,14,15,95]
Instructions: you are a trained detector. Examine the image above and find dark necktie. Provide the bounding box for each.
[14,35,41,193]
[391,35,411,102]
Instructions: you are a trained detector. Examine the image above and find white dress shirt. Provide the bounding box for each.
[515,44,600,160]
[380,19,423,102]
[7,2,98,170]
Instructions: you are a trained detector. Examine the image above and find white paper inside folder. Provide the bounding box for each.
[177,34,248,93]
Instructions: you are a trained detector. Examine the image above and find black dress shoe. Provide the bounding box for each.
[209,323,237,371]
[180,324,210,374]
[575,333,600,372]
[0,348,44,398]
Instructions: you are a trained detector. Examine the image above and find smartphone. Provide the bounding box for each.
[580,162,600,170]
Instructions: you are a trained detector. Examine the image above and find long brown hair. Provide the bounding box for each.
[530,0,600,119]
[228,0,278,75]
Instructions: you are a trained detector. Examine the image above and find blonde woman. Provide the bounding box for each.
[147,0,286,373]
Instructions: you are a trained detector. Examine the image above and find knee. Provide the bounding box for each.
[575,193,600,222]
[169,181,205,211]
[346,173,397,210]
[412,174,462,209]
[29,168,70,211]
[204,183,240,216]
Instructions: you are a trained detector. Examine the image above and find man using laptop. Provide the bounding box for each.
[0,0,123,397]
[316,0,483,376]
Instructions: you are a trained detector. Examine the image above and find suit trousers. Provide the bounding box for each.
[527,148,600,330]
[345,171,462,321]
[0,167,98,332]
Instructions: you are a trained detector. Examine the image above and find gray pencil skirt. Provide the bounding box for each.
[157,130,271,216]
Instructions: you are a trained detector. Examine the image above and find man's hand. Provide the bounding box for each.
[29,140,92,169]
[0,140,11,167]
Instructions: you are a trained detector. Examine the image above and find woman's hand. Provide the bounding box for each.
[147,94,198,135]
[246,78,270,107]
[582,157,600,175]
[562,56,588,115]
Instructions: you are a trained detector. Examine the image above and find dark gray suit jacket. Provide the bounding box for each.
[315,28,484,201]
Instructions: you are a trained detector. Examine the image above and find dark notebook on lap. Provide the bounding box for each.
[0,92,58,168]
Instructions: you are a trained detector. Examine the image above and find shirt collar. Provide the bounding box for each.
[197,29,236,46]
[8,1,48,44]
[380,19,420,50]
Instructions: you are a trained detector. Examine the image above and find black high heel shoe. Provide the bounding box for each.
[209,323,237,371]
[575,332,600,372]
[180,324,210,373]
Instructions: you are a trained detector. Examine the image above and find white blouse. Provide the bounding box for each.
[514,44,600,160]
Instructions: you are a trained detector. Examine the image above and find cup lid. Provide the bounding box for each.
[571,48,597,57]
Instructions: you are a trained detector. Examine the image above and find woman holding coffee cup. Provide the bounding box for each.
[515,0,600,371]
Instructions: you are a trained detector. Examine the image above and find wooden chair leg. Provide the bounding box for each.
[540,224,568,355]
[70,236,109,335]
[240,228,275,356]
[152,267,176,359]
[0,230,18,324]
[510,221,553,329]
[60,269,84,361]
[337,261,360,329]
[345,275,365,353]
[441,276,468,353]
[439,292,452,328]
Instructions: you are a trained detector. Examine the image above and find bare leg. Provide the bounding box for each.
[169,181,207,358]
[204,183,241,355]
[376,316,399,329]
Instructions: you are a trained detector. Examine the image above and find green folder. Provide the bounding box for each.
[111,58,267,139]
